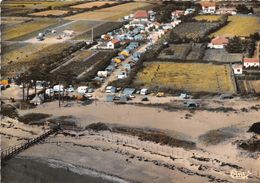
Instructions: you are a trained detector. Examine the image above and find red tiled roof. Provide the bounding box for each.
[243,58,259,63]
[200,2,216,7]
[172,10,185,16]
[211,36,229,45]
[232,64,242,69]
[111,39,120,44]
[134,10,148,19]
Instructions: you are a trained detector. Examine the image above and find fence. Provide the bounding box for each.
[1,125,60,161]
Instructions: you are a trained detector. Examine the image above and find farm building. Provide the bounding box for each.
[232,64,243,75]
[216,7,237,15]
[107,39,120,49]
[208,36,229,49]
[133,10,149,23]
[243,58,260,68]
[200,2,216,14]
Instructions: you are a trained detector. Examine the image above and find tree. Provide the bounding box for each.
[225,36,244,53]
[236,4,251,14]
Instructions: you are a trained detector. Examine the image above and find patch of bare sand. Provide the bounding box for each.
[20,100,260,139]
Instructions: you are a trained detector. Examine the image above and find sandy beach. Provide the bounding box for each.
[1,97,260,183]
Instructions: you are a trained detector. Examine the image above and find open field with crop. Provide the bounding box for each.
[71,1,115,9]
[212,15,260,37]
[0,1,78,9]
[2,18,61,41]
[65,2,152,21]
[1,1,79,16]
[134,62,236,93]
[195,15,221,22]
[172,22,218,40]
[29,10,68,16]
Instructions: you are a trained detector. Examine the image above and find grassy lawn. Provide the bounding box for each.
[211,15,260,37]
[2,19,59,41]
[135,62,236,94]
[65,2,152,21]
[195,15,221,22]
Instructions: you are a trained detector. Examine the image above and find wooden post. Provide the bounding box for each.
[22,82,25,101]
[58,81,61,108]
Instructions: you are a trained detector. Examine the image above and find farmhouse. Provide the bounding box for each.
[232,64,243,75]
[107,39,120,49]
[216,7,237,15]
[208,36,229,49]
[200,2,216,14]
[243,58,260,68]
[133,10,149,23]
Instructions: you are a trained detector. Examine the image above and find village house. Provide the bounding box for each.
[208,36,229,49]
[200,2,216,14]
[243,58,260,68]
[232,64,243,75]
[107,39,120,49]
[216,7,237,15]
[133,10,149,24]
[171,10,185,20]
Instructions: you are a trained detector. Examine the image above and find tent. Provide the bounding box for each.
[30,94,44,105]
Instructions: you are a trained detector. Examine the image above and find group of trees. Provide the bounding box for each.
[153,1,200,23]
[236,4,254,14]
[225,35,256,57]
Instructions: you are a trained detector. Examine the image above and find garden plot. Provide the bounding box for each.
[172,22,218,40]
[159,44,205,60]
[134,62,236,94]
[203,49,243,63]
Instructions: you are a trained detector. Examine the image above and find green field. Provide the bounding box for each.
[212,15,260,37]
[135,62,236,94]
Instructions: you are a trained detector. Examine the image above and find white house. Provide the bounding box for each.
[200,2,216,14]
[107,39,120,49]
[208,36,229,49]
[216,7,237,15]
[232,64,243,75]
[243,58,260,68]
